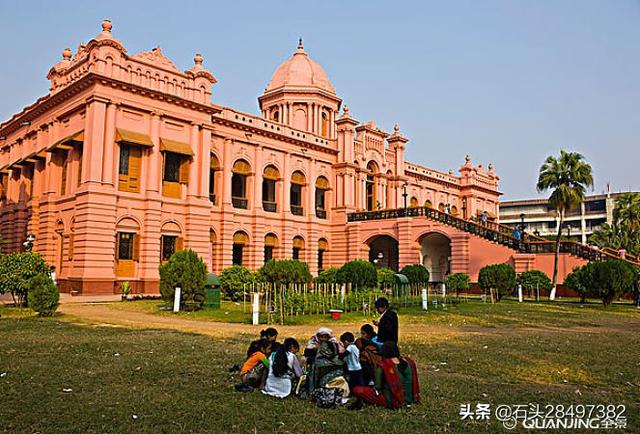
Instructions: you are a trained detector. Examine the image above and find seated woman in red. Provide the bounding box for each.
[350,341,419,409]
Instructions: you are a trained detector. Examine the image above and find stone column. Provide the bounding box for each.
[147,112,161,193]
[81,96,109,185]
[102,102,117,186]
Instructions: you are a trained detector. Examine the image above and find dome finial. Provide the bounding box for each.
[102,18,112,33]
[298,37,303,49]
[62,47,72,61]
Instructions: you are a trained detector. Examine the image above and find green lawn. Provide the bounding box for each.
[1,302,639,433]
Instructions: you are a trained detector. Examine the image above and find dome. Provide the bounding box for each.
[265,40,335,94]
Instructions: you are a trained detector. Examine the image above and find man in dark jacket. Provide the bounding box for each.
[372,297,398,343]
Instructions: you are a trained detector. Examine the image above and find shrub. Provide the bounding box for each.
[0,252,50,306]
[400,264,430,285]
[517,270,553,299]
[446,273,470,298]
[219,265,255,301]
[27,273,59,316]
[257,260,312,286]
[478,263,516,302]
[159,249,207,309]
[377,267,395,290]
[315,266,339,285]
[564,265,594,303]
[336,260,378,290]
[589,260,635,307]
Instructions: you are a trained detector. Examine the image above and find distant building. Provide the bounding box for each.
[499,192,635,244]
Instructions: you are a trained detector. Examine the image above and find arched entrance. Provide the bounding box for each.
[367,235,399,271]
[419,233,451,283]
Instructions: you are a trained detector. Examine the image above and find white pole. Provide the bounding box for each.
[421,288,428,311]
[518,284,523,303]
[549,285,557,301]
[173,287,181,313]
[252,292,260,325]
[340,284,346,304]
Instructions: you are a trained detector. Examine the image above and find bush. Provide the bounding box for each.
[219,265,255,301]
[258,260,312,286]
[517,270,553,299]
[377,267,395,290]
[590,260,635,307]
[27,273,59,316]
[0,252,50,306]
[446,273,470,297]
[400,264,430,285]
[336,260,378,290]
[315,266,339,285]
[564,265,594,303]
[478,263,516,302]
[159,249,207,309]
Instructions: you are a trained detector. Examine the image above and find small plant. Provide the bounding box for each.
[315,267,339,285]
[120,281,131,301]
[27,273,59,316]
[159,249,207,309]
[478,263,516,302]
[336,260,378,291]
[400,264,430,285]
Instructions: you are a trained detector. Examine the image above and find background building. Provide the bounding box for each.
[499,191,633,244]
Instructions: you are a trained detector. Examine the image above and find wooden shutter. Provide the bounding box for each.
[178,158,190,184]
[132,234,141,261]
[176,237,184,251]
[68,233,74,260]
[128,147,142,192]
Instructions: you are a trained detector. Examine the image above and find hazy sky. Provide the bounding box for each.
[1,0,638,200]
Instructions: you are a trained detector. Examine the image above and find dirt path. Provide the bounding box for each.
[59,302,640,340]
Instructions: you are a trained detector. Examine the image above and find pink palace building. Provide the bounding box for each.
[0,20,594,295]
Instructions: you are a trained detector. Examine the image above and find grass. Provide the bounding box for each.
[1,303,639,433]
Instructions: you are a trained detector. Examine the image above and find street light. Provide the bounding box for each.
[519,213,526,231]
[23,233,35,251]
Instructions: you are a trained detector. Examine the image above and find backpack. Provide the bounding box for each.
[311,387,344,409]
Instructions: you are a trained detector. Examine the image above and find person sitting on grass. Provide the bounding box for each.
[234,338,271,393]
[305,328,344,393]
[262,337,302,399]
[340,332,364,390]
[356,324,382,384]
[350,341,420,410]
[260,327,280,350]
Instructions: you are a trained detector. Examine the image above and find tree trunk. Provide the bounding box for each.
[550,210,564,301]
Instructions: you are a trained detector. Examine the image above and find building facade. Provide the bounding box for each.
[499,192,633,244]
[0,20,587,295]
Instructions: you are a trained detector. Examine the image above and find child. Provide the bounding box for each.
[340,332,364,390]
[260,327,280,352]
[263,337,303,398]
[235,338,271,392]
[359,324,382,349]
[356,324,383,385]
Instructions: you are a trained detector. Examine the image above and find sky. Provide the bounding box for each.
[0,0,638,200]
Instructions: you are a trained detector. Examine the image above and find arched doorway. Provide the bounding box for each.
[419,233,451,283]
[367,235,399,271]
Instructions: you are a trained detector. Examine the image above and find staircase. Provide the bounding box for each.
[347,206,640,267]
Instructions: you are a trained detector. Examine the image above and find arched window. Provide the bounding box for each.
[438,203,446,212]
[232,160,251,209]
[321,112,329,137]
[264,233,278,263]
[262,165,279,212]
[410,197,418,208]
[424,199,433,208]
[160,221,183,263]
[209,154,220,204]
[232,231,249,265]
[273,110,279,122]
[115,217,140,278]
[290,171,305,216]
[292,236,305,260]
[366,161,378,211]
[318,238,328,271]
[315,176,329,219]
[451,205,459,216]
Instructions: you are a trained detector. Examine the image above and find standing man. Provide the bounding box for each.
[372,297,398,344]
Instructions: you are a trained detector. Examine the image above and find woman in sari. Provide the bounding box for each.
[350,341,420,409]
[304,327,345,393]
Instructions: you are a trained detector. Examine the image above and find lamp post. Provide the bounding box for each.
[402,183,408,210]
[23,233,35,251]
[519,213,526,232]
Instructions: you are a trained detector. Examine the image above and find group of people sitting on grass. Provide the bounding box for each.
[232,297,420,410]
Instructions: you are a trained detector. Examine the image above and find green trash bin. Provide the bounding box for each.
[204,273,221,309]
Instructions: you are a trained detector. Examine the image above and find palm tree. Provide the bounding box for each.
[537,151,593,299]
[613,192,640,230]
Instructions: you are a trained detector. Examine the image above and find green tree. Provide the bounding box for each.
[588,260,634,307]
[400,264,430,285]
[591,192,640,257]
[517,270,553,299]
[158,249,207,309]
[315,266,339,285]
[257,259,312,286]
[478,264,516,302]
[613,192,640,230]
[219,265,255,301]
[537,150,593,298]
[336,260,378,290]
[0,252,50,306]
[446,272,470,298]
[377,267,395,290]
[27,273,59,316]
